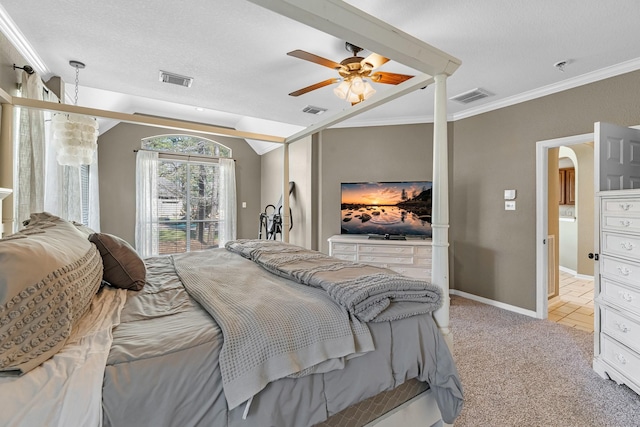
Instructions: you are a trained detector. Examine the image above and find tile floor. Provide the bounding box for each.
[548,270,594,333]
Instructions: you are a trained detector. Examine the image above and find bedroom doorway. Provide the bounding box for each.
[535,132,595,320]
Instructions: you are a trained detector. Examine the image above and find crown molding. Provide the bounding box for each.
[0,4,50,77]
[332,57,640,128]
[451,57,640,121]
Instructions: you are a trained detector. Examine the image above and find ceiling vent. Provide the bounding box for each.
[302,105,327,115]
[159,70,193,88]
[450,88,492,104]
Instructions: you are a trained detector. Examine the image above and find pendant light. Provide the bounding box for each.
[52,60,99,167]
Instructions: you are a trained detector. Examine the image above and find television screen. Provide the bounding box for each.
[340,181,432,237]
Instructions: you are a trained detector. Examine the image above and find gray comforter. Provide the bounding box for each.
[102,250,463,427]
[172,249,374,410]
[225,239,443,322]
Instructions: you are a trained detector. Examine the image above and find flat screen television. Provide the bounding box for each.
[340,181,432,238]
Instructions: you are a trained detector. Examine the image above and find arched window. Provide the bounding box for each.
[136,135,235,256]
[141,134,231,158]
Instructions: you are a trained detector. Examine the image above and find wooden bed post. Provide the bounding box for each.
[431,73,451,348]
[282,141,290,243]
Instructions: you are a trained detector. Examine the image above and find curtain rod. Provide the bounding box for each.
[133,149,235,162]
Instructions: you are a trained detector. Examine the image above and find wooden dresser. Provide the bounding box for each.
[328,234,432,280]
[594,190,640,395]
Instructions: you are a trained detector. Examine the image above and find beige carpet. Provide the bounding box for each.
[450,296,640,427]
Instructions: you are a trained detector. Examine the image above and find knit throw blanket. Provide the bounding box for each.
[171,249,374,410]
[225,239,443,322]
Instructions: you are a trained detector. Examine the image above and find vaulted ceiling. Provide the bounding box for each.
[2,0,640,153]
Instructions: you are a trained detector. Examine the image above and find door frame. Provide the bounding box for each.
[535,132,594,319]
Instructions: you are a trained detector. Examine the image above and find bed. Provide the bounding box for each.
[0,213,463,427]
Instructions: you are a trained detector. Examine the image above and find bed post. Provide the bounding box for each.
[0,102,14,235]
[282,141,290,243]
[431,73,451,348]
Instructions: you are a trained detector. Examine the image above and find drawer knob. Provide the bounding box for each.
[620,220,633,227]
[620,203,634,211]
[617,266,631,276]
[615,353,628,365]
[618,290,635,303]
[615,321,630,333]
[620,242,636,251]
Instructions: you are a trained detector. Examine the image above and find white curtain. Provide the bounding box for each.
[15,71,45,227]
[135,150,159,257]
[218,158,237,246]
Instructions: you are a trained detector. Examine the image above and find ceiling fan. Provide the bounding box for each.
[287,42,414,104]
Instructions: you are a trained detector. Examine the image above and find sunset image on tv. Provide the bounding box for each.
[340,181,432,237]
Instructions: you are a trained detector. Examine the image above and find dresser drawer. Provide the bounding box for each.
[359,254,413,265]
[332,252,356,262]
[415,246,432,257]
[358,245,414,255]
[601,277,640,317]
[602,232,640,261]
[602,214,640,233]
[601,306,640,354]
[602,198,640,215]
[601,334,640,387]
[601,255,640,288]
[331,243,357,253]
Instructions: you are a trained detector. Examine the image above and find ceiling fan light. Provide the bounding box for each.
[362,81,376,99]
[350,76,365,95]
[333,80,350,99]
[346,90,361,104]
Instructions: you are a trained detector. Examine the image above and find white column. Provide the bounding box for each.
[431,73,451,347]
[282,142,290,242]
[0,104,14,235]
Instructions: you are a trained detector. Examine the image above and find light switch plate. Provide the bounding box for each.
[504,189,516,200]
[505,201,516,210]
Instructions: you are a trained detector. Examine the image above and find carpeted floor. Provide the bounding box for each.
[449,296,640,427]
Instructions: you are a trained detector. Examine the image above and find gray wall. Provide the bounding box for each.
[451,69,640,311]
[317,124,438,254]
[260,136,317,249]
[97,123,262,246]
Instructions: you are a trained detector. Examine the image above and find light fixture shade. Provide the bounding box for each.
[350,76,365,95]
[333,80,350,99]
[52,113,99,166]
[362,81,376,99]
[346,90,361,104]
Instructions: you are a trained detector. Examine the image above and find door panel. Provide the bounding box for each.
[596,122,640,191]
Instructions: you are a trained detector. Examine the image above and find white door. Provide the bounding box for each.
[595,122,640,191]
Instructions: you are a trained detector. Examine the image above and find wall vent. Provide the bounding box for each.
[159,70,193,88]
[450,88,492,104]
[302,105,327,115]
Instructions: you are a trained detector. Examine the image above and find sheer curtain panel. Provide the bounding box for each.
[135,150,159,257]
[218,158,237,246]
[15,71,45,227]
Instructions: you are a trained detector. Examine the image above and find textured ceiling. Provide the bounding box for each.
[2,0,640,152]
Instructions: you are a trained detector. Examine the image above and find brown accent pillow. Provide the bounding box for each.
[89,233,146,291]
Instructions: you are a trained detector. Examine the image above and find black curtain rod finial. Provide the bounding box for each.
[13,64,35,74]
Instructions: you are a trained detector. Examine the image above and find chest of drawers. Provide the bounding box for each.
[328,235,432,280]
[594,191,640,395]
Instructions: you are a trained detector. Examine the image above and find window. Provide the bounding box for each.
[137,135,235,255]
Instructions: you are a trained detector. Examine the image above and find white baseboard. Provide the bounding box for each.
[559,266,576,275]
[450,289,538,318]
[559,266,594,281]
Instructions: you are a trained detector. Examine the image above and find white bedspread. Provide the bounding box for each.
[0,286,126,427]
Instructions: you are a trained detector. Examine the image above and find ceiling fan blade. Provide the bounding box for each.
[370,71,414,85]
[289,78,340,96]
[362,53,389,69]
[287,50,342,69]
